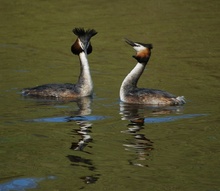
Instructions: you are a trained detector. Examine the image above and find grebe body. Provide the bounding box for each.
[120,38,185,106]
[22,28,97,98]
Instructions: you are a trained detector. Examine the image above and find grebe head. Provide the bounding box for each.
[125,38,153,64]
[71,28,97,55]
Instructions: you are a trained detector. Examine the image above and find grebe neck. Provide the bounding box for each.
[76,51,93,96]
[121,62,146,89]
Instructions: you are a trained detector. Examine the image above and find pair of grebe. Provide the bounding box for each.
[22,28,185,106]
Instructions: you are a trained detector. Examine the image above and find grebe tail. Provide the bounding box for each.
[22,28,97,98]
[120,38,185,106]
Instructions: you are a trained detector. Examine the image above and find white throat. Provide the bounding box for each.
[77,52,93,96]
[120,62,145,101]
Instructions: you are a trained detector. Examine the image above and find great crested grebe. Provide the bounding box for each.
[120,38,185,105]
[22,28,97,98]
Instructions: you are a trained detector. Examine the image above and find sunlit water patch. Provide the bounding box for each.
[0,176,56,191]
[28,115,107,123]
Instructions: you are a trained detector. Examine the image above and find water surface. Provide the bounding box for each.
[0,0,220,191]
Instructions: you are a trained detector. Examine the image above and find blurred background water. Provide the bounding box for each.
[0,0,220,190]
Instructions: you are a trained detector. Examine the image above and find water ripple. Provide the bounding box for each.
[144,114,207,123]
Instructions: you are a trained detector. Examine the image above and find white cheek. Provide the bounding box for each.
[133,45,146,52]
[79,41,84,49]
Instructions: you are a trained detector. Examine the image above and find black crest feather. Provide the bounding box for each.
[73,28,97,40]
[71,28,97,55]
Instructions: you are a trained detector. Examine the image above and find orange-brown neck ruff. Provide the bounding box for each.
[71,39,82,55]
[71,39,92,55]
[133,48,151,64]
[71,28,97,55]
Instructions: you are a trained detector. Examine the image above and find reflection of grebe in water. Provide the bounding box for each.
[22,28,97,98]
[66,97,100,184]
[119,102,184,167]
[120,102,154,167]
[120,38,186,106]
[68,97,93,151]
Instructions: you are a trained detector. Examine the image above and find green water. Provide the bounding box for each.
[0,0,220,190]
